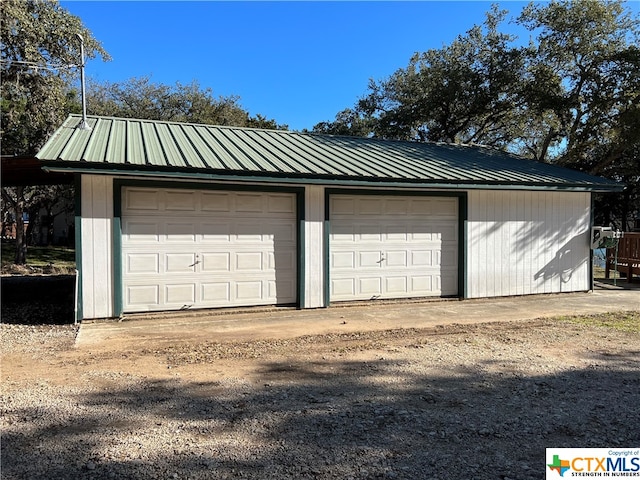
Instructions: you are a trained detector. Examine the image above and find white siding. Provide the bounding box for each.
[467,190,591,298]
[80,175,114,319]
[304,185,325,308]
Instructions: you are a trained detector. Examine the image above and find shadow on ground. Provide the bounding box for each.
[1,275,75,324]
[2,351,639,479]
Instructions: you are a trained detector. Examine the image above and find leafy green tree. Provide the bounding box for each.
[1,0,109,154]
[87,76,288,130]
[1,0,109,263]
[517,0,640,163]
[318,6,525,146]
[311,108,376,137]
[518,0,640,229]
[315,0,639,230]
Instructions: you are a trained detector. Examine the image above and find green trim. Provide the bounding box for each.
[74,174,83,322]
[112,179,305,314]
[324,194,331,307]
[113,179,123,317]
[589,193,594,292]
[458,193,469,299]
[324,188,467,303]
[42,165,625,193]
[297,193,305,309]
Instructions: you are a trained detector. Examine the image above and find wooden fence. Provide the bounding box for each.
[606,232,640,282]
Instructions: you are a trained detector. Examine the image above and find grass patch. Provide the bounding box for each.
[559,311,640,334]
[1,241,75,273]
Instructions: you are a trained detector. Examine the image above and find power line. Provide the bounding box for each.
[0,59,79,71]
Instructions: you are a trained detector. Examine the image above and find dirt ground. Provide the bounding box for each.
[2,309,639,480]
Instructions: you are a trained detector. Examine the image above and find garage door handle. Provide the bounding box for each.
[377,253,386,263]
[189,254,201,268]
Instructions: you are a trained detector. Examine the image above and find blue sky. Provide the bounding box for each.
[59,1,635,132]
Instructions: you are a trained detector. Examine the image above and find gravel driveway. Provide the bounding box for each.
[2,312,639,480]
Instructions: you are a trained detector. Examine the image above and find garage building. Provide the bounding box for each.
[36,115,623,321]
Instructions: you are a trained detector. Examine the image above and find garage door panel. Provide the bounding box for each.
[386,277,407,293]
[269,250,295,270]
[125,189,160,211]
[332,278,355,297]
[127,285,159,306]
[201,192,231,211]
[122,188,297,312]
[236,281,263,300]
[360,251,383,267]
[236,252,264,271]
[330,194,458,301]
[268,194,296,213]
[124,221,159,242]
[412,276,433,292]
[166,223,196,242]
[166,253,196,273]
[127,253,159,274]
[201,252,230,272]
[360,277,382,295]
[386,251,407,267]
[201,224,231,242]
[236,193,264,212]
[411,250,432,266]
[332,252,355,269]
[202,283,230,302]
[166,284,196,304]
[165,191,196,211]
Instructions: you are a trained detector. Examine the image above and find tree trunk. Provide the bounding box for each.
[13,186,27,265]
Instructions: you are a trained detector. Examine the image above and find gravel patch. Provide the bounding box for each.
[2,317,639,479]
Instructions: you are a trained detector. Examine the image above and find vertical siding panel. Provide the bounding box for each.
[467,189,591,299]
[500,191,510,296]
[508,192,516,296]
[533,191,543,294]
[93,176,113,317]
[552,192,561,293]
[536,191,547,294]
[468,191,478,297]
[522,190,532,294]
[516,191,526,296]
[80,175,114,319]
[304,185,325,308]
[81,176,94,319]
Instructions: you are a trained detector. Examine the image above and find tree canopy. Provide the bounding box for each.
[86,76,288,130]
[1,0,286,264]
[1,0,109,155]
[313,0,640,230]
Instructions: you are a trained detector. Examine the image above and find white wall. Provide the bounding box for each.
[304,185,326,308]
[80,175,114,319]
[77,174,593,318]
[467,190,591,298]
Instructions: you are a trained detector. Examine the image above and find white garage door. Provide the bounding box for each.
[121,187,297,312]
[330,194,458,302]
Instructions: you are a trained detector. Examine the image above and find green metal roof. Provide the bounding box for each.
[36,115,624,192]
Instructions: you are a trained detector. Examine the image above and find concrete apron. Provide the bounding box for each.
[75,288,640,349]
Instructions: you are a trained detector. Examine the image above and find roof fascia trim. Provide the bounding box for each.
[41,165,626,193]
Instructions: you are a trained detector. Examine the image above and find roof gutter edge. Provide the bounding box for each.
[41,165,626,193]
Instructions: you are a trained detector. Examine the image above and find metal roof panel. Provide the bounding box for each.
[35,115,624,192]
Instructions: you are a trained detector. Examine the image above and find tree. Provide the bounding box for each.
[87,76,288,130]
[314,0,639,229]
[1,0,109,154]
[310,108,376,137]
[317,6,526,147]
[1,0,109,263]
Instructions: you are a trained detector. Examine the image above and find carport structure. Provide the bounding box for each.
[36,115,623,321]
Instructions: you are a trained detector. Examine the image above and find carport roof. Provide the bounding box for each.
[36,115,624,192]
